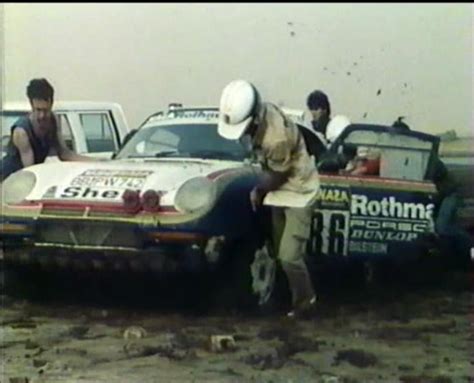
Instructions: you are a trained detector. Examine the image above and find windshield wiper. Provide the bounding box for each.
[154,150,180,158]
[126,151,180,159]
[188,150,244,160]
[126,150,245,160]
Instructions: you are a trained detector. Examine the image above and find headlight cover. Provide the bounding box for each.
[1,170,37,205]
[174,177,217,213]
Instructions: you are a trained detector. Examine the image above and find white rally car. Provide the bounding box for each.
[0,105,327,304]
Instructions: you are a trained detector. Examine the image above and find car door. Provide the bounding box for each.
[77,111,120,159]
[43,113,77,163]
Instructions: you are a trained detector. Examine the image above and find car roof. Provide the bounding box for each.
[140,105,313,129]
[2,101,124,112]
[326,123,440,157]
[341,123,439,144]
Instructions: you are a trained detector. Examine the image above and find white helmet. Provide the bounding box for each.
[218,80,259,140]
[326,115,351,143]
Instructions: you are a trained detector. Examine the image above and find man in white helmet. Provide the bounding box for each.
[218,79,318,318]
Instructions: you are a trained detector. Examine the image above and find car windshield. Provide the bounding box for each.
[115,123,249,161]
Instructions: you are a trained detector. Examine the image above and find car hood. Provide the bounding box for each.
[17,158,246,206]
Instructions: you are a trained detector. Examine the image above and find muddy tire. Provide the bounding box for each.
[211,240,259,311]
[1,264,43,299]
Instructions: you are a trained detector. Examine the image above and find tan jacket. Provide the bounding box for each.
[252,102,320,203]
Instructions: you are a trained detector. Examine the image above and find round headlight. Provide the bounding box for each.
[1,170,37,205]
[174,177,217,213]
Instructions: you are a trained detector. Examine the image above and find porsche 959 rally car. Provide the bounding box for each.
[308,123,440,269]
[0,107,263,277]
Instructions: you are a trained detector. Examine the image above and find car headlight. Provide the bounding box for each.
[174,177,217,213]
[1,170,37,205]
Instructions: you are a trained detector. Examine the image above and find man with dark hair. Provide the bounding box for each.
[27,78,55,102]
[306,90,331,136]
[1,78,95,181]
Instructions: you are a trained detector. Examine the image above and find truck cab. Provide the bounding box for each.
[1,101,130,159]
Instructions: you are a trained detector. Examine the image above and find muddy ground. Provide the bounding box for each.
[1,266,474,383]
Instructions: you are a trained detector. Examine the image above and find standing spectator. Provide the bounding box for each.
[306,90,331,136]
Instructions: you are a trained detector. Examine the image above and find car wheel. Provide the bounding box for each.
[211,239,260,312]
[1,264,42,299]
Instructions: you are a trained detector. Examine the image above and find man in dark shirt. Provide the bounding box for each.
[306,90,331,136]
[1,78,94,181]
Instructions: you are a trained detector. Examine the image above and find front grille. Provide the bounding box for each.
[36,221,142,248]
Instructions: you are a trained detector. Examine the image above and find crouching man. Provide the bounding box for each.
[217,80,320,318]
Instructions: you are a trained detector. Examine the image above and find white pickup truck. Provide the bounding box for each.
[1,101,131,159]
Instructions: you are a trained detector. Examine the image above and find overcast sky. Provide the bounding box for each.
[2,3,473,135]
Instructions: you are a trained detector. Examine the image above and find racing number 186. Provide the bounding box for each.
[308,211,349,257]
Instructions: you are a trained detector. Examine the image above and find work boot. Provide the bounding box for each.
[287,295,317,319]
[281,262,315,309]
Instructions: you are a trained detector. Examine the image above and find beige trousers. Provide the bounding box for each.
[271,205,315,307]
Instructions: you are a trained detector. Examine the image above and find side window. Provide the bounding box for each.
[56,114,75,151]
[379,149,428,181]
[79,113,116,153]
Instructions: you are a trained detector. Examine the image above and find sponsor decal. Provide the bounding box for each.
[171,110,219,119]
[57,186,123,201]
[315,187,350,210]
[351,195,434,220]
[308,186,435,257]
[69,169,153,189]
[55,169,153,201]
[348,241,388,254]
